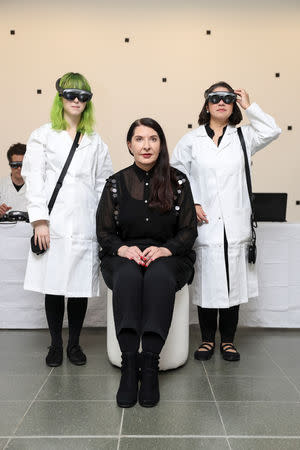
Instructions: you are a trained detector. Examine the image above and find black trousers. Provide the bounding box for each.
[101,255,193,354]
[197,229,239,343]
[45,294,88,348]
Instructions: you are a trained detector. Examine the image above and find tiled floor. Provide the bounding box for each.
[0,326,300,449]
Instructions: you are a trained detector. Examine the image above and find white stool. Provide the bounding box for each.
[106,284,189,371]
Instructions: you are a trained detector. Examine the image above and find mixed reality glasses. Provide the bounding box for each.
[55,78,93,103]
[207,92,236,104]
[9,162,23,169]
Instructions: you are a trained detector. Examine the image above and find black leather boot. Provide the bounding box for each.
[139,351,160,407]
[116,352,139,408]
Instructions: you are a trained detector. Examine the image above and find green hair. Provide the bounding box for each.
[50,72,95,135]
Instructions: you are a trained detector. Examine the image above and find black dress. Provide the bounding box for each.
[96,163,197,349]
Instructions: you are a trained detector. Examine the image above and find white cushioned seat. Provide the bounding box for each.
[106,284,189,371]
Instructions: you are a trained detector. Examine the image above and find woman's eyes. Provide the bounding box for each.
[135,137,158,142]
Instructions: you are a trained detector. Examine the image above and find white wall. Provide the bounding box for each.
[1,0,299,219]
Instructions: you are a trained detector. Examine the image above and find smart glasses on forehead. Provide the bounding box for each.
[55,78,93,103]
[9,162,23,168]
[207,92,236,104]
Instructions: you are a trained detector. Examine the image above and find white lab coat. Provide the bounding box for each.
[0,176,27,212]
[22,123,113,297]
[171,103,281,308]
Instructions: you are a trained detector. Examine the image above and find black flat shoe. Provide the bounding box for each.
[194,342,215,361]
[220,343,240,361]
[67,345,87,365]
[46,346,63,367]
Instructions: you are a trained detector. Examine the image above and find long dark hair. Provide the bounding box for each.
[198,81,243,126]
[127,118,177,213]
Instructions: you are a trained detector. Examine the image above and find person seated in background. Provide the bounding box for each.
[0,143,27,217]
[96,118,197,408]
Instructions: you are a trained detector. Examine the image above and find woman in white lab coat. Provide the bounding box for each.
[22,72,113,367]
[171,81,281,361]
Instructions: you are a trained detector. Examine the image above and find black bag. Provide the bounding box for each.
[237,127,257,264]
[31,131,81,255]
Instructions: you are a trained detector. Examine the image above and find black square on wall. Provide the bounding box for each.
[188,124,192,129]
[125,38,129,43]
[275,73,280,78]
[10,30,15,35]
[287,126,292,130]
[206,30,211,35]
[162,78,167,82]
[37,89,42,94]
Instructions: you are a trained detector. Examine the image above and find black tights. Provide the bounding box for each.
[45,294,88,348]
[197,305,240,343]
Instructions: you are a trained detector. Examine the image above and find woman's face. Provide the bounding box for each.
[62,96,86,118]
[128,125,160,170]
[207,86,234,123]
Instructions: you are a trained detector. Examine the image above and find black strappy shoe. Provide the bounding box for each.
[220,343,240,361]
[194,342,215,361]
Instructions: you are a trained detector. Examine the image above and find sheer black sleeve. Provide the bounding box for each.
[163,175,198,256]
[96,177,125,257]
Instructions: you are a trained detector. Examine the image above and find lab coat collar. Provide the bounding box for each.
[195,124,237,137]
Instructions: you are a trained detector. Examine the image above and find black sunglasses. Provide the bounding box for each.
[55,78,93,103]
[207,92,236,104]
[9,162,23,168]
[60,89,93,103]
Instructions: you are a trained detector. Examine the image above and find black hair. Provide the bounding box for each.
[198,81,243,126]
[127,118,177,212]
[7,143,26,163]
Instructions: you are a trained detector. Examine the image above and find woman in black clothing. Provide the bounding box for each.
[96,118,197,408]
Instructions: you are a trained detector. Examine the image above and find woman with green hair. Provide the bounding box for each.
[22,72,113,367]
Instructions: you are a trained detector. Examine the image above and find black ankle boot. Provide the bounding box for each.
[139,351,160,407]
[117,352,139,408]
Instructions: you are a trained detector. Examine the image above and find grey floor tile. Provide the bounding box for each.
[51,355,120,376]
[5,437,118,449]
[15,401,122,436]
[0,375,47,401]
[210,376,300,401]
[265,356,300,378]
[289,377,300,392]
[0,402,29,436]
[0,440,9,450]
[159,374,213,401]
[79,328,107,355]
[120,437,229,450]
[229,438,300,450]
[0,331,49,355]
[37,375,119,401]
[219,402,300,436]
[203,353,284,377]
[167,359,206,377]
[122,402,225,436]
[0,353,51,376]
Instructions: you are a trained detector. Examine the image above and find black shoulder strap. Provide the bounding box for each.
[237,127,253,203]
[48,131,81,214]
[237,127,257,238]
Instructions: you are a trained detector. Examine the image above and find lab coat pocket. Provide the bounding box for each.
[225,207,251,245]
